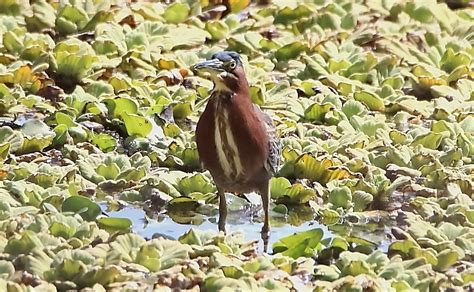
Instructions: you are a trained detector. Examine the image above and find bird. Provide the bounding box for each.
[192,51,281,248]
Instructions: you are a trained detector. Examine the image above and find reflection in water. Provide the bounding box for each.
[101,202,393,253]
[101,204,332,253]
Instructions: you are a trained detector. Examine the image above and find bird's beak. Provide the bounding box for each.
[191,59,225,74]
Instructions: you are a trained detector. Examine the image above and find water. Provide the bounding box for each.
[101,200,392,253]
[102,204,332,252]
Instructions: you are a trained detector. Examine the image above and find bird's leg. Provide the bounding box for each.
[259,180,270,252]
[217,187,227,233]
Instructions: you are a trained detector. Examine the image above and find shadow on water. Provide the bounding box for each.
[101,195,394,253]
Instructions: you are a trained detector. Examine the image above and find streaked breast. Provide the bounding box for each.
[214,98,244,180]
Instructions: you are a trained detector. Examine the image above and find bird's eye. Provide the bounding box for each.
[228,60,236,70]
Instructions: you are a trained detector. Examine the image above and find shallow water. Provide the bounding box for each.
[102,204,331,252]
[101,199,392,253]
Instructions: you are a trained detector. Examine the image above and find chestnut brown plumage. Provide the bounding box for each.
[192,52,280,247]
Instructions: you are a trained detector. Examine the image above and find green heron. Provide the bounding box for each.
[192,51,280,244]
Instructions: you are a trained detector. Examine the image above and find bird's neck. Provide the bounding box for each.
[212,81,251,105]
[212,89,251,108]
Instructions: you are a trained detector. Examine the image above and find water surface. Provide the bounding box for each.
[102,198,392,253]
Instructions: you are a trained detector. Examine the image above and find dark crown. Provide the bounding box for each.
[211,51,242,66]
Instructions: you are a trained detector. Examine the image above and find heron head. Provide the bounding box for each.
[192,51,247,92]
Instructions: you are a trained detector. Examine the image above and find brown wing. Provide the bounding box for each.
[254,105,281,175]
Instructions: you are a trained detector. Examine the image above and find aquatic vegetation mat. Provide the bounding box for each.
[0,0,473,290]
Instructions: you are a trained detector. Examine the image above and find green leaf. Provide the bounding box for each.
[91,133,117,152]
[350,116,388,137]
[270,177,315,204]
[460,116,474,133]
[136,244,161,272]
[314,265,340,281]
[205,21,229,41]
[274,42,307,61]
[176,174,216,196]
[274,4,313,25]
[163,3,189,24]
[178,228,202,245]
[341,260,373,276]
[304,103,334,122]
[270,177,291,198]
[53,124,69,146]
[159,25,210,51]
[0,127,23,152]
[121,112,152,138]
[105,97,138,118]
[56,112,76,128]
[228,0,250,13]
[21,119,54,137]
[68,126,88,143]
[49,221,75,239]
[0,143,10,161]
[173,102,193,120]
[352,191,373,212]
[342,100,367,120]
[0,261,14,280]
[354,91,385,112]
[411,132,446,150]
[56,4,88,35]
[328,186,352,209]
[5,231,43,255]
[25,0,56,30]
[18,120,54,154]
[440,48,471,73]
[288,154,351,185]
[52,38,97,80]
[62,196,101,221]
[435,249,459,272]
[96,163,120,180]
[273,228,324,258]
[98,217,132,232]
